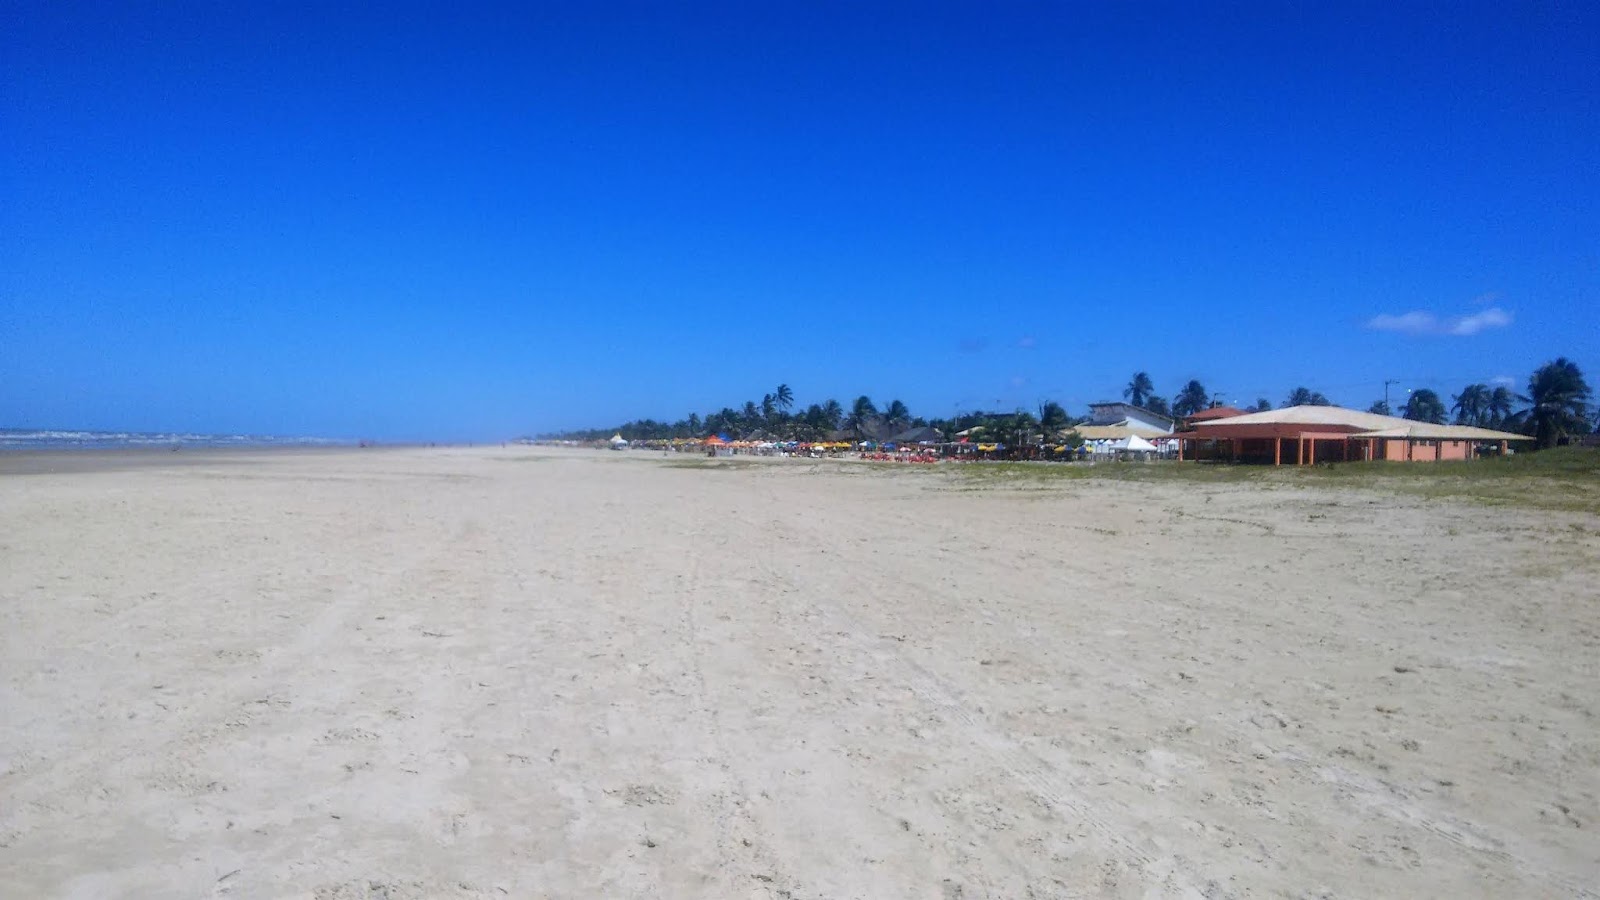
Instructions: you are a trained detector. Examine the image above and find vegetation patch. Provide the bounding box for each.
[947,448,1600,515]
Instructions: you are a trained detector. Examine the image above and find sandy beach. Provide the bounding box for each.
[2,446,1596,898]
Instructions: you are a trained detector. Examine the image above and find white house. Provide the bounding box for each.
[1085,402,1175,434]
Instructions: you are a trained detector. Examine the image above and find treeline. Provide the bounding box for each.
[541,358,1595,450]
[1111,359,1594,449]
[538,387,1078,444]
[1376,357,1593,448]
[541,389,945,443]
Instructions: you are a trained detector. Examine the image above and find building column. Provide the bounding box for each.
[1499,440,1508,456]
[1273,438,1281,466]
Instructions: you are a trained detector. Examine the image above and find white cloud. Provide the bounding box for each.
[1366,306,1513,337]
[1448,307,1512,335]
[1367,311,1439,335]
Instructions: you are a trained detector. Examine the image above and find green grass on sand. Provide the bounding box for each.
[651,446,1600,515]
[954,446,1600,515]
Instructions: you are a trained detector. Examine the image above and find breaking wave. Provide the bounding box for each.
[0,429,353,451]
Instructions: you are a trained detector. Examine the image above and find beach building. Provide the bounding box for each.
[1073,402,1174,449]
[1168,405,1532,464]
[1085,402,1175,433]
[1174,406,1247,459]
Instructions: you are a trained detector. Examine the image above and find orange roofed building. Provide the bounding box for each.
[1169,404,1532,465]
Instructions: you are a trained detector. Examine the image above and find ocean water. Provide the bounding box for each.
[0,428,353,451]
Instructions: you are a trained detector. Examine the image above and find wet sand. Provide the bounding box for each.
[2,446,1596,898]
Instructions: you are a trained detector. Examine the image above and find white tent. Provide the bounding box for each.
[608,433,629,447]
[1111,435,1157,452]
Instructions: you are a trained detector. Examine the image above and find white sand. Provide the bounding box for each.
[2,446,1597,898]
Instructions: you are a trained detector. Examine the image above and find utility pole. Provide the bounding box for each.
[1383,379,1399,411]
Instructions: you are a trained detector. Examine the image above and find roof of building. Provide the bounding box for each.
[1192,404,1404,431]
[1073,424,1172,441]
[1348,424,1533,441]
[1087,401,1175,428]
[1191,404,1532,440]
[1185,406,1247,422]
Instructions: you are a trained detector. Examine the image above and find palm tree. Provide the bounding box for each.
[1488,386,1517,429]
[1402,389,1447,424]
[761,394,777,422]
[1144,395,1171,417]
[1451,384,1490,426]
[774,384,794,414]
[1253,398,1272,412]
[821,398,844,431]
[882,399,911,432]
[1124,372,1155,407]
[1367,400,1391,416]
[1172,380,1210,418]
[741,401,761,432]
[709,408,739,437]
[846,395,878,440]
[1283,387,1330,407]
[1521,357,1592,449]
[796,404,825,441]
[1039,401,1070,438]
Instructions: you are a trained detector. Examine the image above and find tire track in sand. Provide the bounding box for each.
[0,517,492,836]
[739,475,1598,900]
[728,499,1209,899]
[817,488,1600,900]
[674,522,796,896]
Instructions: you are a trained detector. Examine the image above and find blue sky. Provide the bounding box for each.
[3,2,1595,439]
